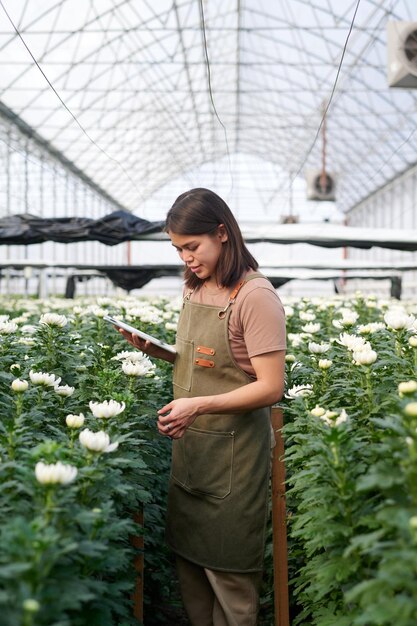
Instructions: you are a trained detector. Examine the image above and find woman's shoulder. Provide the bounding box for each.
[240,270,282,301]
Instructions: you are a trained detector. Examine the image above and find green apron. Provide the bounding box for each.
[166,274,271,573]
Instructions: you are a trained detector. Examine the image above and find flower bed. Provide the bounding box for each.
[0,295,179,626]
[281,293,417,626]
[2,290,417,626]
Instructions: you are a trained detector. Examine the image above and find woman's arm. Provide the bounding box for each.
[157,349,285,438]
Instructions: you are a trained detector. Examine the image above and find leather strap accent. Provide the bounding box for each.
[195,358,215,368]
[196,345,216,356]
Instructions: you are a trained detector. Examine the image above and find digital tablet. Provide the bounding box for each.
[103,315,176,355]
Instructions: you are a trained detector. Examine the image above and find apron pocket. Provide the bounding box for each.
[173,336,193,393]
[171,427,234,499]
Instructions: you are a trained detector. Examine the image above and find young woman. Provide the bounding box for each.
[121,188,286,625]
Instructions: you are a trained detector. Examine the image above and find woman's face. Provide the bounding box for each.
[169,226,227,285]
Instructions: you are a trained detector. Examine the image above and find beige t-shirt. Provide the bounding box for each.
[189,271,286,378]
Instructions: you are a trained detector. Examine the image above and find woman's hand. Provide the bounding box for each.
[157,398,201,439]
[117,328,176,363]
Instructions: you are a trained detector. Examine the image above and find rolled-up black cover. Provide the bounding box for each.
[0,211,164,245]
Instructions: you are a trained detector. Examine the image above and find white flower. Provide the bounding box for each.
[54,384,75,397]
[35,461,77,485]
[299,311,316,321]
[404,402,417,417]
[335,409,348,426]
[0,320,18,334]
[301,323,321,334]
[384,309,415,331]
[11,379,29,392]
[358,322,385,335]
[333,310,359,329]
[309,341,330,354]
[93,307,107,318]
[310,405,325,417]
[288,333,303,347]
[66,413,85,428]
[340,309,359,325]
[352,349,377,365]
[18,338,36,346]
[286,384,313,399]
[89,399,126,418]
[338,333,370,352]
[39,313,68,327]
[409,335,417,348]
[29,370,61,387]
[165,322,177,331]
[111,350,146,362]
[284,305,294,318]
[398,381,417,397]
[318,359,332,369]
[122,359,156,377]
[79,428,119,452]
[318,409,347,427]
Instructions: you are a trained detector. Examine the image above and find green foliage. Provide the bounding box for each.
[0,295,181,625]
[282,294,417,625]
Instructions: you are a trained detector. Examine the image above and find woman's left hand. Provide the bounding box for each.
[157,398,200,439]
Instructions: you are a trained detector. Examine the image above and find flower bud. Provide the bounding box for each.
[23,599,40,613]
[66,413,85,428]
[310,405,325,417]
[398,381,417,397]
[11,379,29,392]
[285,354,296,363]
[409,335,417,348]
[404,402,417,418]
[318,359,332,369]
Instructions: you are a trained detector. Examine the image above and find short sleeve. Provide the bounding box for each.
[238,286,287,358]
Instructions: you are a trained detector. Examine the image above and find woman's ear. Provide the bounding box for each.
[217,224,228,242]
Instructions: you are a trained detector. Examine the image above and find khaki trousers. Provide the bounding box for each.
[176,555,262,626]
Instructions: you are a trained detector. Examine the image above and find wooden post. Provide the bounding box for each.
[271,407,290,626]
[131,509,144,623]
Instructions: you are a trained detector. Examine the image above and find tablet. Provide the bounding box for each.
[103,315,176,355]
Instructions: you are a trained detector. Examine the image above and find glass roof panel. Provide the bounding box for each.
[0,0,416,221]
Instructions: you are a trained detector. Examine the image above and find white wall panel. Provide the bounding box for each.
[346,164,417,299]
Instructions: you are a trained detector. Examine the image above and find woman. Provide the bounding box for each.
[121,188,286,625]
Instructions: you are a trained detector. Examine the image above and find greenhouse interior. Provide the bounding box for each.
[1,0,417,625]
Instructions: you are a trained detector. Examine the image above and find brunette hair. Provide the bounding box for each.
[165,188,258,289]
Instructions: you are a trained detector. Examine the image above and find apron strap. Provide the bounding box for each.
[217,280,246,319]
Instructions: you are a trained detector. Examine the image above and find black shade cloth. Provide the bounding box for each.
[104,267,180,291]
[2,212,417,252]
[0,211,164,245]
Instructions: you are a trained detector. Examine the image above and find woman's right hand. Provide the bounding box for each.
[118,328,176,363]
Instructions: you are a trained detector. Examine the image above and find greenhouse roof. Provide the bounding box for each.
[0,0,416,219]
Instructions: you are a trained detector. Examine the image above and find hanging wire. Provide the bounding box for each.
[198,0,234,191]
[289,0,362,187]
[0,0,145,203]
